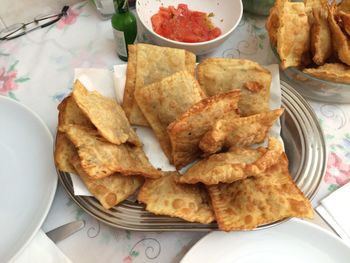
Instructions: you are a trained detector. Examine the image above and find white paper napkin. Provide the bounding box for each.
[316,182,350,243]
[70,64,282,196]
[11,229,71,263]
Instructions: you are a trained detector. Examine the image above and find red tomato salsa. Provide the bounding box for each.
[151,4,222,43]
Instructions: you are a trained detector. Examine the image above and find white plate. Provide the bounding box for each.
[181,218,350,263]
[0,96,57,262]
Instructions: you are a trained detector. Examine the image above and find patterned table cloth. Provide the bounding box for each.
[1,1,350,262]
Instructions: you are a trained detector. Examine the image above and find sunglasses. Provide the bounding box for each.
[0,6,69,40]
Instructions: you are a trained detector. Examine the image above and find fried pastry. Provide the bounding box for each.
[197,58,271,116]
[266,0,287,47]
[63,125,162,179]
[72,80,141,146]
[54,131,78,174]
[303,63,350,83]
[310,7,332,65]
[277,2,310,69]
[71,156,143,209]
[328,2,350,66]
[123,44,196,126]
[122,45,139,125]
[135,70,206,162]
[207,153,313,231]
[338,11,350,36]
[138,171,215,224]
[179,137,283,185]
[57,95,94,132]
[338,0,350,13]
[178,148,265,185]
[199,108,284,154]
[167,90,240,169]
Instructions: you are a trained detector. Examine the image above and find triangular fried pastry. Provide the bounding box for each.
[123,44,196,126]
[167,90,240,169]
[277,2,310,69]
[338,0,350,13]
[71,156,143,209]
[199,108,284,154]
[72,80,141,146]
[63,125,162,179]
[135,70,206,162]
[338,11,350,37]
[303,63,350,83]
[122,45,140,125]
[328,2,350,66]
[310,7,332,65]
[138,171,215,224]
[54,131,78,174]
[266,0,287,47]
[207,153,313,232]
[178,148,265,185]
[197,58,271,116]
[180,137,284,185]
[57,95,94,132]
[245,137,284,176]
[304,0,327,22]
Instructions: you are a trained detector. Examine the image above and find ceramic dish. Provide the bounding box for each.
[181,218,350,263]
[0,96,57,261]
[136,0,243,55]
[57,81,326,231]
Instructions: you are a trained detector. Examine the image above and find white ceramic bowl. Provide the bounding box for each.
[136,0,243,55]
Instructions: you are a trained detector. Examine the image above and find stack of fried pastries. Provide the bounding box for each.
[267,0,350,84]
[55,44,313,231]
[55,80,161,209]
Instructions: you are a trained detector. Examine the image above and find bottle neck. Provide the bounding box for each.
[114,0,129,13]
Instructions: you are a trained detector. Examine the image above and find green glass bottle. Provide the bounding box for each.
[111,0,137,61]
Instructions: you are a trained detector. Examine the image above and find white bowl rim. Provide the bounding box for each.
[136,0,243,47]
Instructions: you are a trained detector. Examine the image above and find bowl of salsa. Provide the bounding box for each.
[136,0,243,55]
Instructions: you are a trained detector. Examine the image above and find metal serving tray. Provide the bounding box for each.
[57,81,326,231]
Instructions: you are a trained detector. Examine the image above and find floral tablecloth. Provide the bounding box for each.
[1,1,350,262]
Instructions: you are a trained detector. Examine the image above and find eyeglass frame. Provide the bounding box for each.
[0,5,69,41]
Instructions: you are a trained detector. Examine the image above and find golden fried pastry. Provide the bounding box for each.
[310,7,332,65]
[328,2,350,66]
[338,0,350,13]
[54,131,77,174]
[135,71,206,162]
[304,0,327,23]
[178,148,265,185]
[71,156,143,209]
[72,80,141,146]
[338,10,350,36]
[245,137,284,176]
[123,44,196,126]
[277,2,311,69]
[122,45,139,125]
[167,90,240,169]
[179,137,283,185]
[303,63,350,83]
[199,108,284,155]
[63,125,162,179]
[207,153,314,232]
[197,58,271,116]
[138,171,215,224]
[266,0,287,47]
[57,95,94,132]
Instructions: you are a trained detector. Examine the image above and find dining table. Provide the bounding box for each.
[1,1,350,262]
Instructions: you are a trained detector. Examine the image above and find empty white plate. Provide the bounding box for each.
[181,218,350,263]
[0,96,57,262]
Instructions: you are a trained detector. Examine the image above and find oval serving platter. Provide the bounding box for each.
[57,81,326,231]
